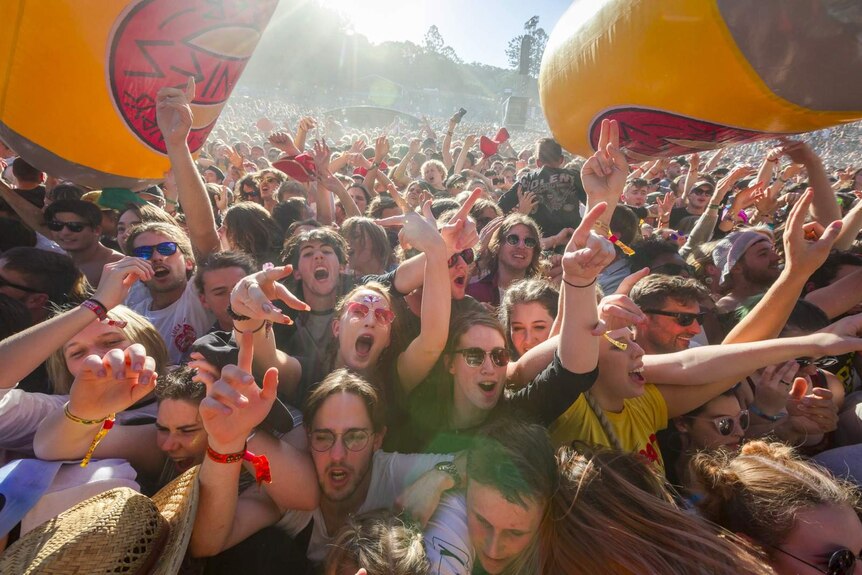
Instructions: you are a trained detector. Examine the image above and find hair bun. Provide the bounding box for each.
[739,440,796,463]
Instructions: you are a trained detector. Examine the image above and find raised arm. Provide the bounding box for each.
[441,115,459,169]
[0,256,152,390]
[780,139,841,225]
[581,119,628,228]
[0,179,49,235]
[392,138,421,187]
[453,135,476,175]
[191,331,318,557]
[156,77,219,259]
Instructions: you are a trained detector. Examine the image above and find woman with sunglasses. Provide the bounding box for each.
[694,440,862,575]
[234,174,263,206]
[467,213,543,307]
[392,203,614,454]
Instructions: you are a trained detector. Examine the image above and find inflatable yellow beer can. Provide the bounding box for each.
[540,0,862,160]
[0,0,278,188]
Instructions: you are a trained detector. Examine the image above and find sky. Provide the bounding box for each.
[312,0,571,69]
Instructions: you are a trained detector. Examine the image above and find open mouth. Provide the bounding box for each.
[330,469,350,486]
[172,457,194,471]
[629,367,645,383]
[355,334,374,357]
[478,381,497,394]
[153,267,170,278]
[314,266,330,281]
[454,276,466,287]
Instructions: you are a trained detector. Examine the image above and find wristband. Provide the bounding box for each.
[708,203,721,210]
[748,404,787,422]
[435,461,461,488]
[64,402,110,426]
[370,161,380,171]
[236,320,272,336]
[207,444,272,484]
[80,413,116,468]
[81,299,127,328]
[563,277,597,289]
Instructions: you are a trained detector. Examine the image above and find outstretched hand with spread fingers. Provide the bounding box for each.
[229,265,310,326]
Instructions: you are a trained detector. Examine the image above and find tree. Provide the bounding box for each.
[424,25,445,55]
[505,16,549,77]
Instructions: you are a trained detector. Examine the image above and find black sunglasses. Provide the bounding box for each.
[452,347,511,367]
[132,241,179,260]
[770,544,861,575]
[505,234,538,249]
[690,187,712,196]
[448,248,475,268]
[642,309,705,327]
[0,274,43,293]
[47,220,91,233]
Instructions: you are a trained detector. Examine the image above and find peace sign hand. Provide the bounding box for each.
[581,119,629,209]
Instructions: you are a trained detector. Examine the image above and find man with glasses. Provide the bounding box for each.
[43,199,122,286]
[630,274,712,354]
[192,368,454,568]
[668,179,715,229]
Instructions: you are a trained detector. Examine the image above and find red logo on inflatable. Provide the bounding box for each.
[590,108,787,161]
[108,0,278,154]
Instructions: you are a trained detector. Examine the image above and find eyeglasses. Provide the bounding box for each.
[690,188,712,197]
[47,220,91,233]
[447,248,475,268]
[0,274,42,293]
[452,347,511,367]
[691,410,750,436]
[769,544,862,575]
[346,301,396,325]
[259,176,280,185]
[796,356,840,370]
[309,429,372,452]
[642,309,705,327]
[505,234,538,249]
[132,241,179,260]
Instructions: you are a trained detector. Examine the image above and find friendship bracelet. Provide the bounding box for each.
[80,299,127,328]
[64,402,110,425]
[708,203,721,210]
[81,414,116,467]
[748,404,787,423]
[207,444,272,484]
[236,320,272,335]
[563,277,597,289]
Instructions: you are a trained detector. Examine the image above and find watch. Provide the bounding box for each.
[435,461,461,488]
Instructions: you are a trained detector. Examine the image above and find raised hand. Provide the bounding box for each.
[515,188,537,215]
[268,132,300,156]
[783,189,842,276]
[312,139,331,176]
[67,344,157,421]
[95,256,154,309]
[438,188,481,254]
[230,265,310,325]
[376,201,444,253]
[199,331,279,453]
[156,76,195,149]
[581,119,629,209]
[561,202,616,284]
[751,361,799,416]
[373,135,390,163]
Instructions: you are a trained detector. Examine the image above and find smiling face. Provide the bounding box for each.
[687,186,712,211]
[63,320,132,378]
[332,290,393,373]
[772,504,862,575]
[449,325,508,420]
[637,298,702,354]
[466,480,543,575]
[498,224,536,274]
[294,240,342,299]
[308,392,383,504]
[509,301,554,357]
[50,212,99,253]
[155,398,207,472]
[738,239,781,287]
[596,328,646,400]
[132,231,193,295]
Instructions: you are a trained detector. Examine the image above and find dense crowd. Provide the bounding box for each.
[1,79,862,575]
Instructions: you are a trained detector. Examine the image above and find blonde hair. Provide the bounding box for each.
[692,440,860,556]
[324,510,429,575]
[540,446,773,574]
[47,305,169,394]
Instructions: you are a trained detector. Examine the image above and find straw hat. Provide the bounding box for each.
[0,465,199,574]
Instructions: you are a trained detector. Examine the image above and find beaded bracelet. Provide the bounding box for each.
[207,444,272,484]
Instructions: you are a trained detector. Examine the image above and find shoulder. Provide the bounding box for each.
[425,492,473,575]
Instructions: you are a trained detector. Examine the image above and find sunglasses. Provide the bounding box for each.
[796,356,840,370]
[690,188,712,197]
[452,347,511,367]
[259,176,280,184]
[770,545,862,575]
[308,429,372,452]
[447,248,475,268]
[0,274,42,293]
[505,234,538,249]
[47,220,91,233]
[642,309,705,327]
[346,301,396,325]
[132,241,179,260]
[242,191,261,199]
[691,410,750,436]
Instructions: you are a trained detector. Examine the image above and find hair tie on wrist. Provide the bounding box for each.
[563,277,597,289]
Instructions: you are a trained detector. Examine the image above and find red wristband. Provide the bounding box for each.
[81,298,127,328]
[207,444,272,484]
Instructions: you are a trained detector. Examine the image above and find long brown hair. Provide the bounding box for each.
[483,213,543,279]
[540,446,773,574]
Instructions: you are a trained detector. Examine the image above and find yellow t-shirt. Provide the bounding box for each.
[549,384,668,474]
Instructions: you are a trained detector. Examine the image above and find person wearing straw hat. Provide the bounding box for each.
[0,464,200,575]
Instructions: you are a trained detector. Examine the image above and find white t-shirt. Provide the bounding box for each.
[126,280,213,364]
[424,492,474,575]
[276,450,452,563]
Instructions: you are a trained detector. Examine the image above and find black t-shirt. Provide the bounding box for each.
[498,166,586,237]
[15,185,45,209]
